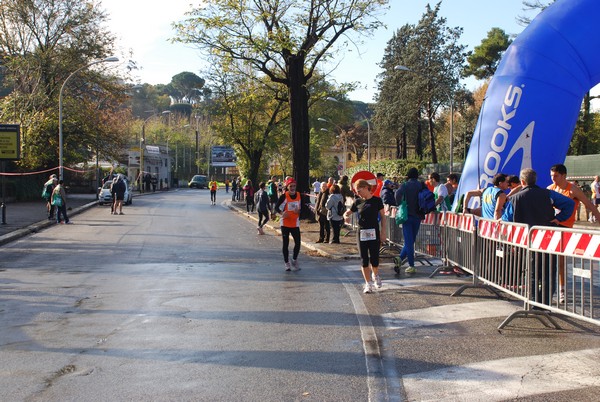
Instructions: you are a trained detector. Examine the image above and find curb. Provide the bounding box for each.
[225,200,359,261]
[0,200,99,246]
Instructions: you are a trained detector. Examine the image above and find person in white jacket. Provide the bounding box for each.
[325,184,345,244]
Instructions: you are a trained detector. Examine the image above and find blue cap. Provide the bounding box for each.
[383,179,393,187]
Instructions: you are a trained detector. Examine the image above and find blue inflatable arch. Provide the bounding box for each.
[457,0,600,207]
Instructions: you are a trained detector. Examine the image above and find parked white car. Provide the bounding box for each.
[98,180,132,206]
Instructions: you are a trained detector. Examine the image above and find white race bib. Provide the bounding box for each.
[359,228,377,241]
[287,201,300,212]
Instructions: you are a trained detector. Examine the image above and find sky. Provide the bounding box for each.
[100,0,533,103]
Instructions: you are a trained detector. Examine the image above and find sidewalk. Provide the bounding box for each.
[0,194,98,246]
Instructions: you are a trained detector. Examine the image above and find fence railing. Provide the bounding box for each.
[384,211,600,330]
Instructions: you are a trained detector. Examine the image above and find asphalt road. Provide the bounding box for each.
[0,190,379,401]
[2,189,600,401]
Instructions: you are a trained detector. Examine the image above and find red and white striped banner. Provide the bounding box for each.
[530,228,600,259]
[443,212,475,231]
[478,219,529,246]
[422,212,441,225]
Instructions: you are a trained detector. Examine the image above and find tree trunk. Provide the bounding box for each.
[247,149,263,192]
[416,109,423,159]
[427,100,437,163]
[401,124,407,159]
[288,63,310,194]
[287,56,311,217]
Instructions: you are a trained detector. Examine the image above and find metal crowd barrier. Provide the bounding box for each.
[498,225,600,329]
[383,213,443,269]
[414,212,444,265]
[434,212,481,280]
[441,213,476,275]
[383,211,600,330]
[380,213,402,257]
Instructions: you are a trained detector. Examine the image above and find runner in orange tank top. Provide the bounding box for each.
[273,178,303,272]
[548,164,600,303]
[547,164,600,227]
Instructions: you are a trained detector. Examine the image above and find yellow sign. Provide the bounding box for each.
[0,125,20,160]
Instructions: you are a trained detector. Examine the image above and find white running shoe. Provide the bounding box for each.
[285,262,291,271]
[363,283,373,294]
[291,259,300,271]
[372,274,382,288]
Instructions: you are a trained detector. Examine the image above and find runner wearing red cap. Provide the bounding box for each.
[273,178,304,271]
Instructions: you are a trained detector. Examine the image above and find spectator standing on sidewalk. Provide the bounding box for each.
[112,174,127,215]
[380,179,397,216]
[51,180,70,224]
[43,174,58,220]
[428,172,449,212]
[236,177,242,201]
[255,182,270,235]
[312,179,321,195]
[267,176,278,212]
[345,178,386,294]
[339,175,353,199]
[593,176,600,220]
[325,184,345,244]
[579,181,593,221]
[444,173,459,211]
[394,168,423,275]
[243,180,255,212]
[109,176,117,214]
[231,178,238,201]
[274,178,303,271]
[314,182,330,243]
[373,172,385,197]
[502,168,574,306]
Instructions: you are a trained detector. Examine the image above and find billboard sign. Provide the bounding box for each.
[211,145,237,167]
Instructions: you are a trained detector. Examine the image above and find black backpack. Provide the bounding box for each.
[337,200,346,216]
[417,183,436,215]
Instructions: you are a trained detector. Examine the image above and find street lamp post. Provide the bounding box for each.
[162,110,172,187]
[140,115,153,193]
[394,65,454,173]
[194,115,201,175]
[58,56,118,180]
[318,118,347,174]
[326,97,371,171]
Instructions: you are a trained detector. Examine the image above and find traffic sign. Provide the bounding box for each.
[0,124,20,161]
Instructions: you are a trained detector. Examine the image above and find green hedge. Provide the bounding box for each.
[345,159,431,180]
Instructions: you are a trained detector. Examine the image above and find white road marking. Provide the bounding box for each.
[382,300,521,329]
[403,348,600,401]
